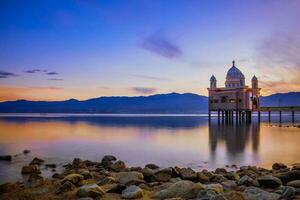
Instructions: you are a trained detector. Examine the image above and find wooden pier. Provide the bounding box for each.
[208,106,300,124]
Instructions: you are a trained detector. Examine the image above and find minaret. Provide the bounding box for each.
[252,75,258,89]
[210,75,217,89]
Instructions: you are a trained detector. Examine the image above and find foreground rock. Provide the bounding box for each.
[257,175,282,188]
[244,186,281,200]
[77,184,105,198]
[121,185,143,199]
[116,171,144,185]
[21,165,41,174]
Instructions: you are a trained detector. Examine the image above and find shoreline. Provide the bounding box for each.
[1,155,300,199]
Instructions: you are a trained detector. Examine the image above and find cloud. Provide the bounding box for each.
[132,74,170,81]
[47,71,59,75]
[24,69,42,74]
[131,87,157,94]
[0,70,18,78]
[139,32,182,59]
[48,78,63,81]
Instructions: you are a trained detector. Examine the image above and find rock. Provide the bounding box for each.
[215,168,227,175]
[292,163,300,171]
[272,163,287,170]
[287,180,300,188]
[244,186,280,200]
[0,155,12,161]
[238,175,259,187]
[57,181,76,193]
[226,171,240,181]
[197,172,210,183]
[275,170,300,184]
[25,173,44,188]
[23,150,30,154]
[145,163,159,170]
[77,183,105,198]
[52,173,64,179]
[121,185,143,199]
[21,165,41,174]
[0,182,17,194]
[153,180,204,199]
[62,173,84,184]
[116,171,144,185]
[107,184,127,194]
[214,191,246,200]
[180,168,197,180]
[282,186,296,200]
[97,176,117,185]
[110,160,126,172]
[210,174,228,183]
[78,169,93,179]
[45,163,56,168]
[130,167,142,172]
[141,167,154,180]
[30,157,44,165]
[153,168,173,182]
[197,189,218,200]
[221,180,237,191]
[258,175,282,188]
[170,177,182,183]
[72,158,87,169]
[102,155,117,162]
[205,183,224,194]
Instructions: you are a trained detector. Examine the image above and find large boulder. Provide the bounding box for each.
[153,180,204,199]
[121,185,143,199]
[275,170,300,184]
[205,183,224,194]
[21,165,41,174]
[272,163,287,171]
[197,172,210,183]
[221,180,238,191]
[57,181,76,193]
[281,186,296,200]
[180,168,197,180]
[153,168,173,182]
[77,184,105,198]
[145,163,159,170]
[62,173,84,185]
[258,175,282,188]
[110,160,126,172]
[102,155,117,162]
[244,186,280,200]
[116,171,144,185]
[226,171,240,181]
[238,175,259,187]
[210,174,228,183]
[214,191,245,200]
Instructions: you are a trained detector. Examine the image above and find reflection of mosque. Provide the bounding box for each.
[208,120,260,161]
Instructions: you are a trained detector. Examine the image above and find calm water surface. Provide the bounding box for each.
[0,114,300,183]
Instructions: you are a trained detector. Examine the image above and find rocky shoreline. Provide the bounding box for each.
[0,155,300,200]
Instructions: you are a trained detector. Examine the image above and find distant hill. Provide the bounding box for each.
[0,92,299,113]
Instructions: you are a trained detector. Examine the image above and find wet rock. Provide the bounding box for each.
[21,164,41,174]
[141,167,154,180]
[25,173,44,188]
[287,180,300,188]
[110,160,126,172]
[244,186,280,200]
[153,180,204,199]
[180,168,197,180]
[77,183,105,198]
[97,176,117,185]
[121,185,143,199]
[0,155,12,161]
[62,173,84,185]
[102,155,117,162]
[197,189,218,200]
[238,175,259,187]
[281,186,296,200]
[214,191,246,200]
[45,163,56,168]
[210,174,228,183]
[226,171,240,181]
[197,172,210,183]
[205,183,224,194]
[221,180,237,191]
[215,168,227,175]
[272,163,287,171]
[57,181,76,193]
[153,167,173,182]
[275,170,300,184]
[78,169,93,179]
[116,171,144,185]
[30,157,44,165]
[145,163,159,170]
[23,150,30,154]
[107,183,127,193]
[258,175,282,188]
[72,158,87,169]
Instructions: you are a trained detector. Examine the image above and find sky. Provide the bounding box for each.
[0,0,299,101]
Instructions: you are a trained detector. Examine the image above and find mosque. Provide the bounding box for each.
[208,61,260,115]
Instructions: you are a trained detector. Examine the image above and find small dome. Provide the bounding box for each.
[252,75,258,81]
[226,61,245,80]
[210,75,216,81]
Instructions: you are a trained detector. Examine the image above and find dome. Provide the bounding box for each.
[226,65,245,80]
[210,75,216,81]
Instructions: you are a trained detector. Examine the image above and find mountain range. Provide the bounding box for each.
[0,92,299,114]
